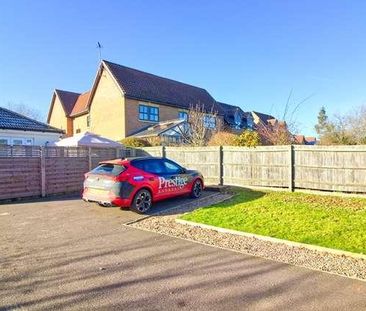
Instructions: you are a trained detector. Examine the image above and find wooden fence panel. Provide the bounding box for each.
[90,147,119,169]
[0,146,125,200]
[222,146,290,188]
[294,145,366,192]
[0,157,41,199]
[45,157,89,195]
[2,144,366,201]
[164,146,221,185]
[136,147,165,157]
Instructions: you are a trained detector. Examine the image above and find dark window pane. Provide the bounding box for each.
[163,160,182,174]
[132,159,165,175]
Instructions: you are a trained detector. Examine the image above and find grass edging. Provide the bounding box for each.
[176,218,366,261]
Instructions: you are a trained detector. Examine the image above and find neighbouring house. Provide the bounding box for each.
[251,111,290,133]
[130,119,187,144]
[0,106,63,146]
[305,136,317,145]
[251,111,276,126]
[250,111,292,145]
[216,102,254,132]
[293,135,317,145]
[47,89,90,136]
[47,60,253,141]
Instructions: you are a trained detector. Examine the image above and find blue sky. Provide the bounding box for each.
[1,0,366,135]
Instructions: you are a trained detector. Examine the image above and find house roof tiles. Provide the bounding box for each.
[0,107,64,133]
[103,60,219,112]
[70,91,91,116]
[55,89,80,115]
[52,60,251,122]
[252,111,276,124]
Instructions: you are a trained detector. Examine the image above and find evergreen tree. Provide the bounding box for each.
[315,106,329,136]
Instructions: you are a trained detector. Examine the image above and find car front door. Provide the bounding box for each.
[131,159,166,201]
[158,159,190,198]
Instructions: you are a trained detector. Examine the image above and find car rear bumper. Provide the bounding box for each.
[82,188,132,207]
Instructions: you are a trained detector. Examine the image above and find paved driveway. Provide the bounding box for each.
[1,195,365,310]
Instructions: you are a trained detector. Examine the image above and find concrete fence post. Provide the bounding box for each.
[219,146,223,185]
[88,147,92,171]
[289,145,295,192]
[40,146,46,197]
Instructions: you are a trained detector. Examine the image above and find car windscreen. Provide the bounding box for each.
[90,163,125,176]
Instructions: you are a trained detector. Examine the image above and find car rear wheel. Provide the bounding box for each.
[191,179,203,198]
[130,189,152,214]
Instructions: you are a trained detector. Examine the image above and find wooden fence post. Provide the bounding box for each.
[88,147,92,171]
[289,145,294,191]
[40,146,46,197]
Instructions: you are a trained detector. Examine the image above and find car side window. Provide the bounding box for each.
[162,160,182,174]
[133,159,165,175]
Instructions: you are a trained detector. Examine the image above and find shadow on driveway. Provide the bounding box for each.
[1,190,366,310]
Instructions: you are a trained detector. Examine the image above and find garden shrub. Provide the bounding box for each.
[207,131,237,146]
[234,130,261,147]
[120,137,151,147]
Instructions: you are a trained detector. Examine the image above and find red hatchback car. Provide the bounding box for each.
[82,157,204,213]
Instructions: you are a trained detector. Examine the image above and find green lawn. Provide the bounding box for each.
[181,188,366,254]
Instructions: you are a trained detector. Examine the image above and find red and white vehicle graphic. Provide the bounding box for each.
[82,157,204,213]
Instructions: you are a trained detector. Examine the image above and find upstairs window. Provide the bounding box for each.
[178,111,188,121]
[139,105,159,122]
[247,116,254,129]
[203,115,216,129]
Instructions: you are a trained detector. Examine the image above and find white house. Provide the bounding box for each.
[0,107,64,146]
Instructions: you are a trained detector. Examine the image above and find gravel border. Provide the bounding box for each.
[129,194,366,282]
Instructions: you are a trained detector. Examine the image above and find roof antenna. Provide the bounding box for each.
[96,42,103,62]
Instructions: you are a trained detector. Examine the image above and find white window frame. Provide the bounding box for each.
[0,137,34,146]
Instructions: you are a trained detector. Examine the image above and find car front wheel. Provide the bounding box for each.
[130,189,152,214]
[191,179,203,198]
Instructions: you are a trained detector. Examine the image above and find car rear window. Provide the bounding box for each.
[91,164,125,176]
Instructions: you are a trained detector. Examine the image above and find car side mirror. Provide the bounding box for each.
[180,167,187,174]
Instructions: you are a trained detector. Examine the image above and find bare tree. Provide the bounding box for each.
[345,105,366,144]
[6,102,43,121]
[317,105,366,145]
[256,90,313,145]
[179,103,221,146]
[256,119,293,145]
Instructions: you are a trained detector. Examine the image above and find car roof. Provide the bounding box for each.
[100,156,165,166]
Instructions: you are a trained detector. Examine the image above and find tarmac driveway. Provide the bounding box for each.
[1,195,366,310]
